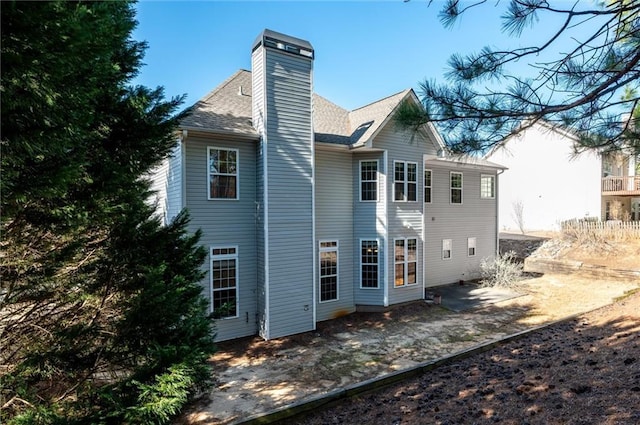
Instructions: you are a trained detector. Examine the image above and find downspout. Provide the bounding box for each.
[383,150,389,307]
[180,129,187,215]
[311,68,317,330]
[495,168,505,257]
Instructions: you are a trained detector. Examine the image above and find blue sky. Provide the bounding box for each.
[132,1,572,111]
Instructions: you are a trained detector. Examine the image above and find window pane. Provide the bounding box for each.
[361,181,376,201]
[407,163,417,182]
[212,249,237,319]
[424,170,432,203]
[481,175,495,198]
[407,262,416,284]
[424,170,431,187]
[395,162,405,181]
[395,263,404,286]
[209,149,238,199]
[213,289,237,318]
[451,188,462,204]
[395,240,405,262]
[407,182,417,201]
[361,240,378,288]
[394,182,404,201]
[451,173,462,188]
[361,265,378,288]
[407,239,417,261]
[320,247,338,301]
[210,175,237,199]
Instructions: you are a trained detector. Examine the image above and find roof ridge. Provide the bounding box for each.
[349,88,411,113]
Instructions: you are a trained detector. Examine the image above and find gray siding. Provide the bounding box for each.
[252,48,267,338]
[374,126,431,305]
[166,142,184,223]
[261,49,315,339]
[184,136,258,341]
[315,148,355,320]
[352,152,386,306]
[148,140,183,225]
[424,166,498,287]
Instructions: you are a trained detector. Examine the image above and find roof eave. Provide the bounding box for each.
[179,125,260,141]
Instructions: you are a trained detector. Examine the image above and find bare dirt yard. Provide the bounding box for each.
[274,236,640,425]
[281,289,640,425]
[180,236,640,424]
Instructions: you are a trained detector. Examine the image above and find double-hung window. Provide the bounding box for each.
[208,147,238,199]
[480,174,495,199]
[394,161,417,202]
[360,160,378,202]
[360,240,379,289]
[211,247,238,319]
[450,172,463,204]
[319,241,338,302]
[394,238,417,287]
[468,237,476,257]
[424,169,432,203]
[442,239,452,260]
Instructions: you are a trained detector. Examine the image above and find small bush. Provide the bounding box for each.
[480,252,523,288]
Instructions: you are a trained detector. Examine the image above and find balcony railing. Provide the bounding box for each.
[601,176,640,195]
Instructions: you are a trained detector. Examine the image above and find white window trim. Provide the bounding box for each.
[359,160,378,202]
[210,245,239,319]
[424,168,432,204]
[393,160,418,202]
[393,237,418,288]
[207,146,239,201]
[450,171,463,205]
[359,238,380,290]
[468,237,477,257]
[319,240,339,303]
[480,174,495,199]
[442,239,452,261]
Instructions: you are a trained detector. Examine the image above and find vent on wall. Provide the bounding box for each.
[264,36,313,58]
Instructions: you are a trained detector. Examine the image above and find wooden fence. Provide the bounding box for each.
[561,220,640,239]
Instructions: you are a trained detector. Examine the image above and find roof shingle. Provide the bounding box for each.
[180,69,413,146]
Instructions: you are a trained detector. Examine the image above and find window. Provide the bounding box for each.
[442,239,452,260]
[394,238,417,287]
[394,161,417,202]
[481,174,495,199]
[468,237,476,257]
[211,247,238,319]
[450,172,463,204]
[424,169,432,203]
[319,241,338,302]
[208,147,238,199]
[360,160,378,202]
[360,240,379,289]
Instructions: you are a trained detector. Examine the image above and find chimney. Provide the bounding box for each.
[251,29,316,340]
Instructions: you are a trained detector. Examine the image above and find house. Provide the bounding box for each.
[485,120,640,232]
[150,29,505,342]
[602,151,640,221]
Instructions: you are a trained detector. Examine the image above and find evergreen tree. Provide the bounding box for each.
[0,1,215,423]
[397,0,640,154]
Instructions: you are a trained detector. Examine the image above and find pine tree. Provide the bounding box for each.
[1,1,215,423]
[397,0,640,154]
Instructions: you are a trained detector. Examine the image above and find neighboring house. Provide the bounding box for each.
[602,151,640,221]
[150,29,505,342]
[486,120,640,232]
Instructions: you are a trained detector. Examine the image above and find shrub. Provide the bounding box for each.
[479,252,523,288]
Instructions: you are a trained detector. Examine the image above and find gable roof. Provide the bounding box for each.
[179,70,424,147]
[181,70,257,137]
[484,119,581,160]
